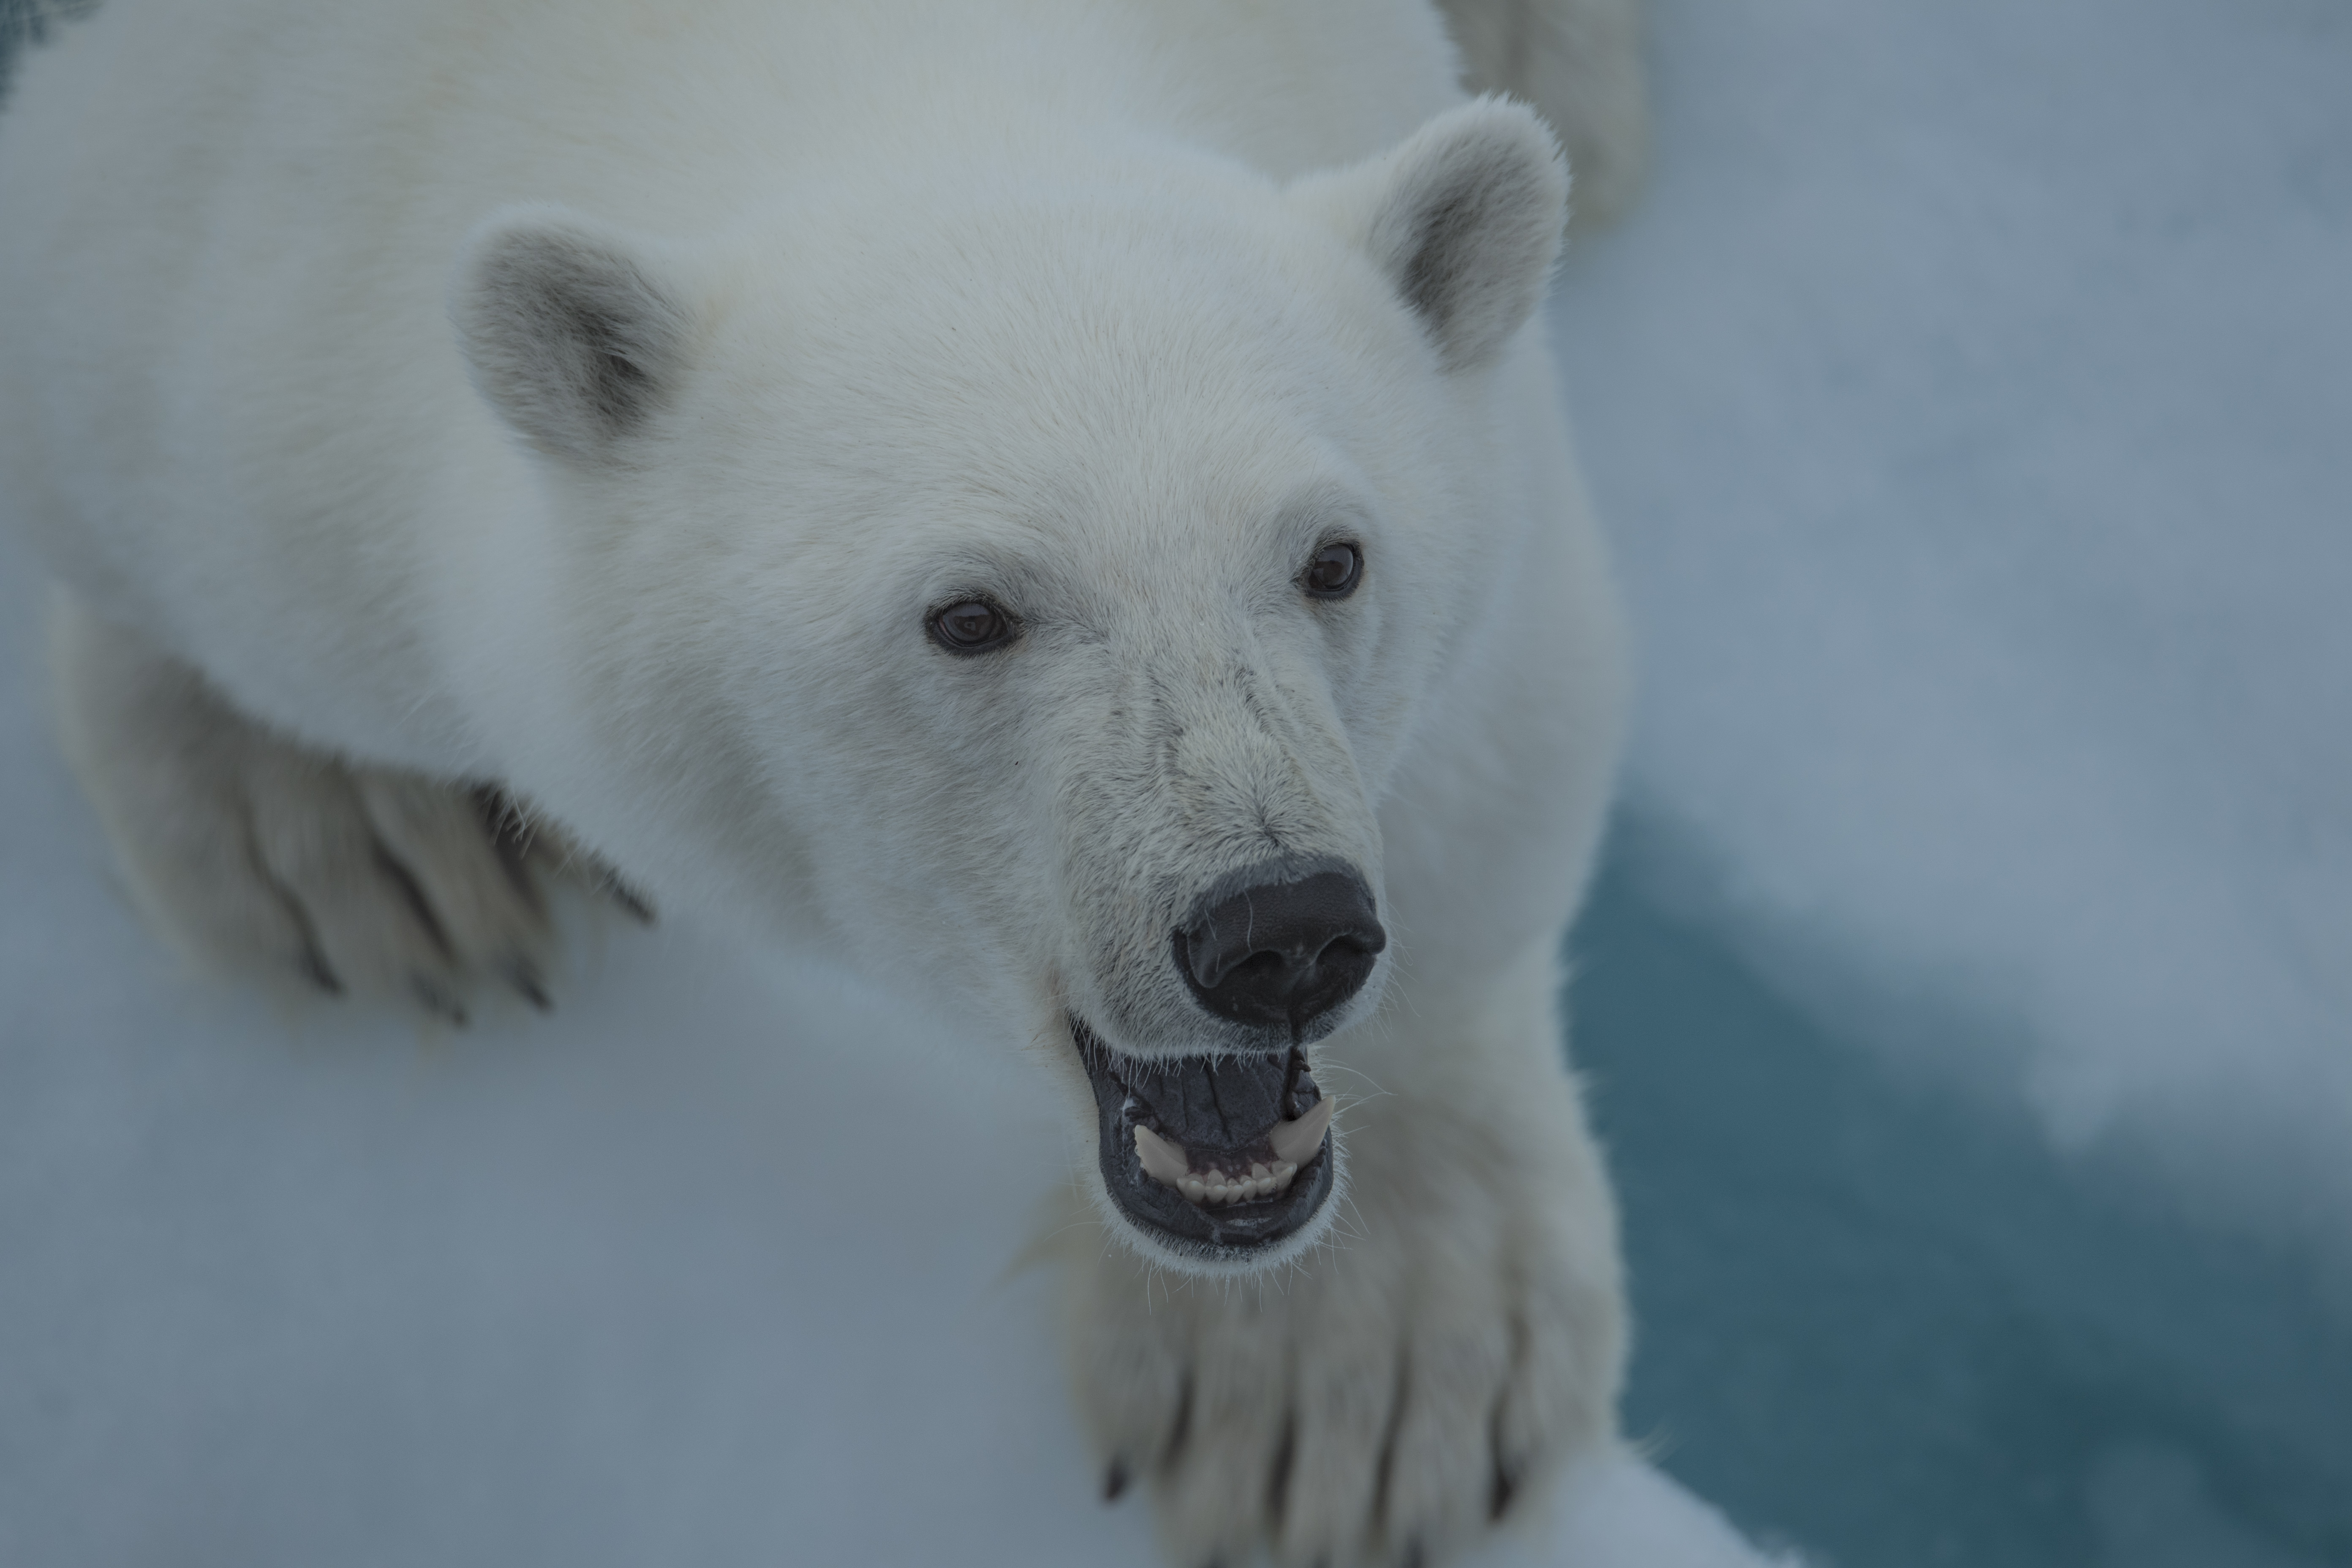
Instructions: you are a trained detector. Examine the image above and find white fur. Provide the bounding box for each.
[0,2,1640,1562]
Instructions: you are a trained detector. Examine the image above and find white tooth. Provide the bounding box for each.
[1277,1167,1295,1189]
[1268,1098,1334,1167]
[1181,1177,1206,1202]
[1133,1125,1190,1186]
[1276,1161,1296,1179]
[1250,1163,1270,1181]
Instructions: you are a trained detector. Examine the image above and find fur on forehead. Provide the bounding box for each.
[640,211,1469,656]
[679,164,1450,481]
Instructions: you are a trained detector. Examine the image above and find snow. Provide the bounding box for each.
[1553,0,2352,1266]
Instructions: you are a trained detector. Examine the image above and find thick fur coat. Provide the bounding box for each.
[0,1,1647,1562]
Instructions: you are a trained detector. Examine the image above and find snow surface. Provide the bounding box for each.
[1554,0,2352,1270]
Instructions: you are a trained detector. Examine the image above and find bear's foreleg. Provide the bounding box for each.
[47,591,608,1023]
[1065,941,1626,1568]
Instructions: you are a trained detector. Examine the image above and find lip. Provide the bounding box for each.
[1073,1018,1337,1261]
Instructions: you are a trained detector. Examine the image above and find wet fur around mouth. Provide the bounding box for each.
[1074,1019,1337,1263]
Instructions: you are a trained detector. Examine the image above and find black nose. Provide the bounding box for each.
[1175,860,1387,1034]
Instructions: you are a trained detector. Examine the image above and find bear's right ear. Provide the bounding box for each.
[453,207,694,465]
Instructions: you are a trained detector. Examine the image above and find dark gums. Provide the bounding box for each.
[1074,1020,1335,1259]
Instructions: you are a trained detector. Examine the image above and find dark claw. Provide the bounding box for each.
[503,956,552,1012]
[1161,1369,1195,1473]
[1264,1410,1297,1533]
[1102,1459,1129,1503]
[1486,1381,1521,1522]
[1489,1462,1518,1522]
[297,945,344,996]
[605,878,656,925]
[372,841,454,960]
[474,787,547,911]
[410,974,469,1027]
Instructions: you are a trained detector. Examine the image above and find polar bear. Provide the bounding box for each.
[0,0,1643,1562]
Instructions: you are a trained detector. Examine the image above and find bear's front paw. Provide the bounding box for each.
[1067,1089,1624,1567]
[52,600,642,1022]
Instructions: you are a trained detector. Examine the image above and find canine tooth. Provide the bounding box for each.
[1268,1098,1334,1167]
[1276,1160,1296,1179]
[1133,1125,1190,1186]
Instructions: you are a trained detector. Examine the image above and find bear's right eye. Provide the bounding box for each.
[929,597,1017,654]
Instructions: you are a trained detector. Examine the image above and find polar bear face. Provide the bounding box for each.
[456,103,1567,1271]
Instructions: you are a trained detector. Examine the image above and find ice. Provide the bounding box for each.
[1552,0,2352,1263]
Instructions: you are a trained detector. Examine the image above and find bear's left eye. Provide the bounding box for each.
[1301,541,1363,600]
[929,596,1018,654]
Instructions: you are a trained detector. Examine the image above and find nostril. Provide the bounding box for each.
[1233,950,1286,983]
[1174,860,1387,1033]
[1315,931,1375,964]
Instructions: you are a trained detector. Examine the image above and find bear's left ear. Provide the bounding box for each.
[1291,98,1568,374]
[452,205,696,466]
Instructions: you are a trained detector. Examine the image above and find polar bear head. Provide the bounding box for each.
[453,101,1569,1272]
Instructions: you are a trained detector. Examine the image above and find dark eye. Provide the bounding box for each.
[928,597,1016,653]
[1302,541,1363,600]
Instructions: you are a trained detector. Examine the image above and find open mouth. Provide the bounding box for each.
[1073,1018,1337,1260]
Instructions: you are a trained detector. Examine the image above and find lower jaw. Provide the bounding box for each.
[1073,1020,1337,1263]
[1101,1150,1337,1264]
